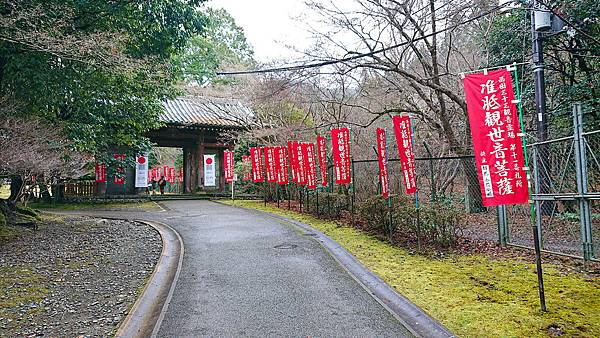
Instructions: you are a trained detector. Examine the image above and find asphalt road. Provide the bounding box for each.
[67,200,412,337]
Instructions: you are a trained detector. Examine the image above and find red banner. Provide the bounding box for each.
[152,168,159,181]
[242,155,251,181]
[376,128,390,198]
[464,69,529,206]
[287,141,297,183]
[250,147,264,182]
[331,128,352,184]
[302,143,317,189]
[179,167,184,183]
[295,142,307,185]
[275,146,289,185]
[114,154,126,185]
[264,147,277,183]
[392,116,417,194]
[95,163,106,183]
[169,167,175,184]
[316,136,328,187]
[224,151,234,183]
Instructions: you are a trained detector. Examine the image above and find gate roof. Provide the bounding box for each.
[161,96,251,129]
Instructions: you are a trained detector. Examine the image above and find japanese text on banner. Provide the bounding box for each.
[114,154,126,185]
[330,128,352,184]
[295,142,307,185]
[376,128,390,198]
[95,163,106,183]
[463,68,529,206]
[275,146,289,185]
[242,155,252,181]
[392,116,417,194]
[224,151,234,183]
[316,136,328,187]
[303,143,317,189]
[264,147,277,183]
[250,147,265,182]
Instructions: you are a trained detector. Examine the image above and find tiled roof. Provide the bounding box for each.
[161,96,252,128]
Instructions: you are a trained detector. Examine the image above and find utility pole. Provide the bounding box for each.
[531,0,553,217]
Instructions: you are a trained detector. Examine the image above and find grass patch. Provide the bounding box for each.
[29,201,160,212]
[224,200,600,338]
[0,266,49,323]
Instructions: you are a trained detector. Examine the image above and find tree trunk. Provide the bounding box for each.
[9,175,23,201]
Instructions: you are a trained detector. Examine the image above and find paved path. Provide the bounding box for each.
[66,200,412,337]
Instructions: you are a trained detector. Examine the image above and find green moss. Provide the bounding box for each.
[0,266,48,323]
[0,211,6,227]
[225,200,600,338]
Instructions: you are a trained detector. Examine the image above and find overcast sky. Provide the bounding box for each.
[208,0,314,63]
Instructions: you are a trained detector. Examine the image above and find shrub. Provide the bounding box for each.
[357,194,464,248]
[305,192,349,219]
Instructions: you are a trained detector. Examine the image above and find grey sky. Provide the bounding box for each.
[208,0,313,63]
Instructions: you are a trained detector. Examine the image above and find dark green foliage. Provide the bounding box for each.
[358,195,464,248]
[485,1,600,132]
[305,192,350,219]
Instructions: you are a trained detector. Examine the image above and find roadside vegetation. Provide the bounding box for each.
[224,200,600,338]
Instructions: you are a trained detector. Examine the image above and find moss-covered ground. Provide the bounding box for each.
[223,200,600,338]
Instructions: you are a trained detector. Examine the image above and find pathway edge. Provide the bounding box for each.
[218,202,455,338]
[113,219,184,338]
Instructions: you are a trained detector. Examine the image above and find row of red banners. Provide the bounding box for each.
[95,155,182,185]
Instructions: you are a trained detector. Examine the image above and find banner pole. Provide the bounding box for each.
[514,65,546,311]
[276,183,279,208]
[385,130,393,240]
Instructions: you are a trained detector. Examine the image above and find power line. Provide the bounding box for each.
[536,0,600,46]
[217,3,507,76]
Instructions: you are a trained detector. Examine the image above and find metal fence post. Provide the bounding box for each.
[573,103,594,260]
[496,205,508,246]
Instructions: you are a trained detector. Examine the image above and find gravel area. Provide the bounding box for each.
[0,215,161,337]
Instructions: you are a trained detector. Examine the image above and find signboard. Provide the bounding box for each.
[376,128,390,198]
[114,154,126,185]
[463,68,529,206]
[275,146,289,185]
[135,154,149,188]
[304,143,317,189]
[224,151,234,183]
[264,147,277,183]
[95,163,106,183]
[204,154,216,186]
[330,128,352,184]
[316,136,328,187]
[392,116,417,194]
[250,147,264,182]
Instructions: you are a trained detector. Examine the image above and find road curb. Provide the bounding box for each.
[219,202,455,338]
[114,219,184,338]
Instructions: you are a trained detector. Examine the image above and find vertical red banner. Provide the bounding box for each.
[392,116,417,194]
[463,69,529,206]
[250,147,264,182]
[302,143,317,189]
[242,155,252,181]
[162,165,169,180]
[179,167,184,183]
[224,151,234,183]
[287,141,297,183]
[275,146,289,185]
[169,167,175,184]
[95,163,106,183]
[114,154,125,185]
[316,136,328,187]
[376,128,390,198]
[330,128,352,184]
[264,147,277,183]
[153,168,159,181]
[295,142,307,185]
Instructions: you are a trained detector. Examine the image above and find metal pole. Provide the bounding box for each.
[496,205,508,246]
[573,103,594,260]
[276,183,280,208]
[531,146,548,311]
[531,3,552,215]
